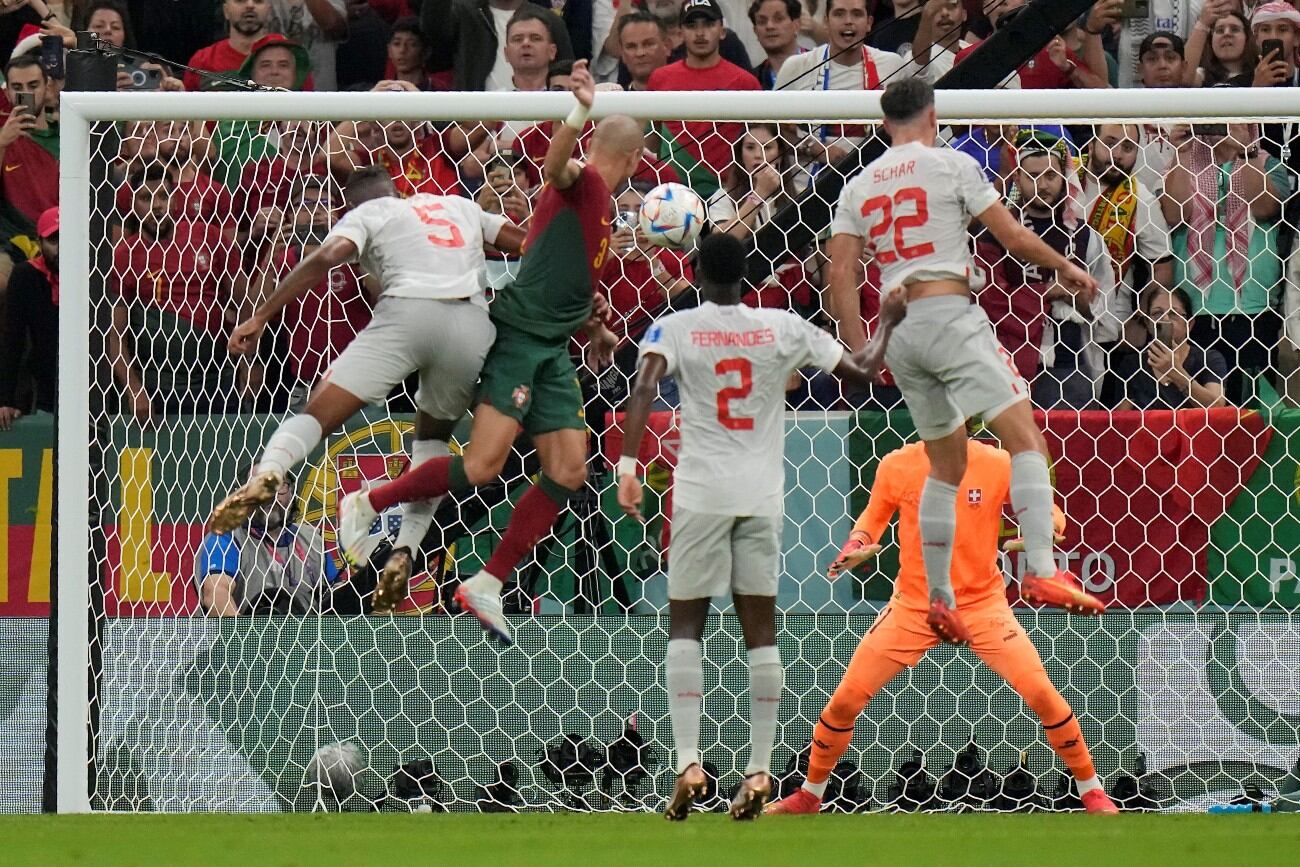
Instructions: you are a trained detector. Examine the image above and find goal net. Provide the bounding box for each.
[50,89,1300,814]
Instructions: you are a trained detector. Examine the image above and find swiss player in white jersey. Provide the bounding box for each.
[616,233,880,822]
[209,166,526,613]
[826,78,1106,645]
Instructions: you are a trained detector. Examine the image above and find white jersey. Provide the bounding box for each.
[638,302,844,517]
[326,194,509,306]
[831,141,999,293]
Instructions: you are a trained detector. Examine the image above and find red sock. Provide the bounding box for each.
[483,482,565,581]
[369,455,464,512]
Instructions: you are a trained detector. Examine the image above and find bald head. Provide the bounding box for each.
[591,114,645,158]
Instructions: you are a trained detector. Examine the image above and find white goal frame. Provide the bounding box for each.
[56,87,1300,813]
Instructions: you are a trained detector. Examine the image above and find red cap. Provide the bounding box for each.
[36,206,58,239]
[13,24,43,59]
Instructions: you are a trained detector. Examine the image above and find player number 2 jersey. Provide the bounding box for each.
[326,194,509,306]
[639,302,844,517]
[831,141,1000,293]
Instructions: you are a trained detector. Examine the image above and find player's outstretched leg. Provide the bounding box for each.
[730,594,781,820]
[976,613,1118,814]
[919,428,972,644]
[210,384,362,534]
[664,599,709,821]
[984,402,1104,615]
[767,637,906,814]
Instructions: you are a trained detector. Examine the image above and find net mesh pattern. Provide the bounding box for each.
[70,109,1300,813]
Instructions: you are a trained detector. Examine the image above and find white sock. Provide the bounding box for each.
[918,477,959,606]
[1010,451,1058,577]
[256,415,323,477]
[395,439,448,555]
[745,645,782,776]
[666,638,703,774]
[1076,774,1103,795]
[802,779,828,798]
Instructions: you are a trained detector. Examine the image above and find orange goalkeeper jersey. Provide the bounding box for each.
[855,440,1032,612]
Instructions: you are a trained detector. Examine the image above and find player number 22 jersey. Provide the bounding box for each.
[326,194,509,306]
[639,302,844,517]
[831,140,1000,293]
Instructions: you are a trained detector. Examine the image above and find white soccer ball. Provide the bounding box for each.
[306,740,364,802]
[639,182,706,249]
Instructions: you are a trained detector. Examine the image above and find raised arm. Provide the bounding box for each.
[543,59,596,190]
[825,232,868,352]
[616,351,669,519]
[228,236,357,355]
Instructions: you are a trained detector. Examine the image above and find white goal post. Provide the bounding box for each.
[56,88,1300,814]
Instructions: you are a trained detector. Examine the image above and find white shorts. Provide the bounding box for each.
[885,295,1029,440]
[667,507,781,600]
[323,296,495,420]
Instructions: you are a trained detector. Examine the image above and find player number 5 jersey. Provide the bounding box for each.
[639,302,844,517]
[831,141,1000,293]
[326,193,509,306]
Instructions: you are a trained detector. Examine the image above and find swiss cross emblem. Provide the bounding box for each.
[967,488,982,506]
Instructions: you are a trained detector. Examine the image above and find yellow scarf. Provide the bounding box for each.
[1082,162,1139,279]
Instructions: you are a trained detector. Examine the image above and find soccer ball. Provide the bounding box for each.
[638,182,706,249]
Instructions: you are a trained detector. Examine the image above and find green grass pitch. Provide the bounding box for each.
[3,813,1294,866]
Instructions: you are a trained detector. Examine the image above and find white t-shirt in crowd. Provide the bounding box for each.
[706,188,773,230]
[638,302,844,517]
[831,141,999,291]
[269,0,346,92]
[327,194,509,305]
[485,6,515,92]
[774,44,909,91]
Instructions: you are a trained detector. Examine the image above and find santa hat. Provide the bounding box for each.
[1251,2,1300,30]
[11,23,43,60]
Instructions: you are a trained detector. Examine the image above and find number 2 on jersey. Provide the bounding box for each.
[860,186,935,264]
[412,201,466,248]
[715,357,754,431]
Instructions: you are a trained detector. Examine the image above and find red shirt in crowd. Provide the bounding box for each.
[233,158,327,220]
[599,249,692,339]
[112,221,236,333]
[356,132,461,198]
[954,41,1086,89]
[183,38,315,91]
[1,134,58,225]
[116,172,234,227]
[647,59,760,188]
[272,245,372,384]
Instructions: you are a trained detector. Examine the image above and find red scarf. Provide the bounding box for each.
[31,254,59,306]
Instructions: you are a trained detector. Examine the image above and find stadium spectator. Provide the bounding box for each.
[775,0,907,93]
[492,8,558,92]
[644,0,756,75]
[195,470,342,615]
[80,0,132,47]
[1251,1,1300,87]
[749,0,803,89]
[117,121,235,235]
[329,81,479,198]
[869,0,925,55]
[647,0,760,197]
[184,0,275,91]
[1162,122,1288,405]
[65,0,221,67]
[707,123,793,240]
[601,180,693,347]
[1112,286,1229,410]
[421,0,574,91]
[109,167,241,421]
[234,120,330,228]
[474,142,532,287]
[1138,30,1187,87]
[0,55,58,230]
[0,205,56,429]
[267,0,347,91]
[617,10,671,90]
[1183,6,1256,87]
[953,3,1110,90]
[975,141,1116,409]
[903,0,973,84]
[385,16,446,90]
[251,175,371,410]
[1079,124,1174,346]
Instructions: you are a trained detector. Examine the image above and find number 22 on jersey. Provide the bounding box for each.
[715,357,754,431]
[860,186,935,264]
[412,201,466,248]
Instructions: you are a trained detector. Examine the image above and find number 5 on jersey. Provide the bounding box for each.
[412,200,466,248]
[715,357,754,430]
[860,186,935,264]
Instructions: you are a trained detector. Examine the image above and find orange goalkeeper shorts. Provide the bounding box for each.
[858,600,1046,677]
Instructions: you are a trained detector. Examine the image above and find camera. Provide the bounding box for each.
[14,91,37,116]
[486,146,522,181]
[120,58,163,91]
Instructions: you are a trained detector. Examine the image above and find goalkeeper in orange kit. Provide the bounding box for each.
[767,438,1118,815]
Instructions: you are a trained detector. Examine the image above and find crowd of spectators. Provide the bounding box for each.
[1,0,1299,436]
